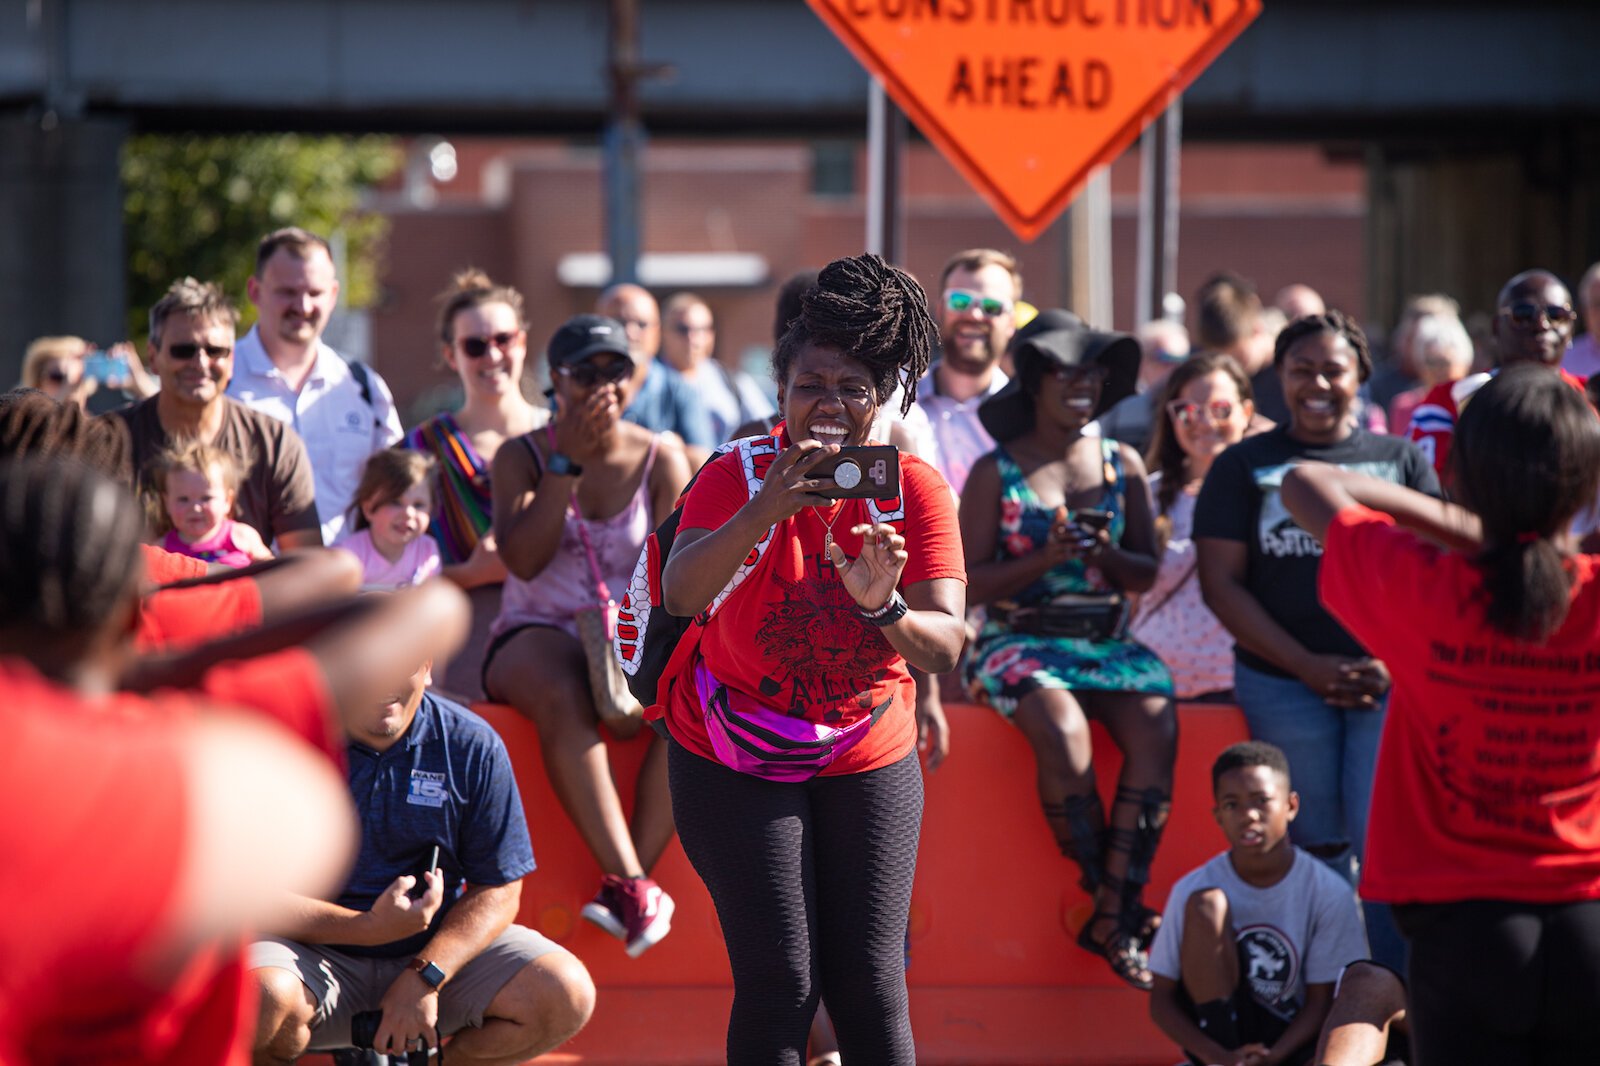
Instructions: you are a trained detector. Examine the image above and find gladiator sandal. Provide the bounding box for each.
[1106,785,1173,952]
[1041,791,1108,893]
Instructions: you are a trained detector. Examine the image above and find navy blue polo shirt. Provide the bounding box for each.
[335,692,535,958]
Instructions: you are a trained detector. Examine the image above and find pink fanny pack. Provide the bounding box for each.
[693,661,888,782]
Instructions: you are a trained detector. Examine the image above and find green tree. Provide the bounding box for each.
[121,134,400,340]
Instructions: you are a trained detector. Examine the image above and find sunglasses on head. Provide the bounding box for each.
[1168,399,1237,427]
[557,358,633,388]
[943,289,1012,318]
[167,343,233,361]
[458,331,521,358]
[1502,302,1576,330]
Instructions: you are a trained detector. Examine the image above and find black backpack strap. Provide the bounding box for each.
[348,359,374,409]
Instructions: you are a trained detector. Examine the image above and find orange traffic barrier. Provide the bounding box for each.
[306,700,1248,1065]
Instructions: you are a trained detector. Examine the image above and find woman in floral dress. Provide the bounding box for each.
[961,323,1175,990]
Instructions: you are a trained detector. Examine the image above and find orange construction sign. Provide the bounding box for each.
[806,0,1262,241]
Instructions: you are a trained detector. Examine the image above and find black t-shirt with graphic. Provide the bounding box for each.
[1193,426,1439,676]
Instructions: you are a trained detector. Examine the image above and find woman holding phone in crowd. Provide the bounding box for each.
[1194,311,1439,971]
[1281,364,1600,1065]
[659,254,966,1065]
[961,324,1175,990]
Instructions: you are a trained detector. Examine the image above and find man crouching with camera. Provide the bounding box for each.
[250,658,594,1065]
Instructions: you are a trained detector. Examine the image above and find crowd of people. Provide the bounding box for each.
[7,221,1600,1066]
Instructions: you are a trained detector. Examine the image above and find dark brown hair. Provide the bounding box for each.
[435,268,527,345]
[348,448,436,531]
[1144,352,1254,533]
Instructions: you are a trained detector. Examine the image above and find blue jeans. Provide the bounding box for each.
[1233,659,1405,972]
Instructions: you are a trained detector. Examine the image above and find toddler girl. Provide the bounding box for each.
[155,441,273,568]
[339,448,442,589]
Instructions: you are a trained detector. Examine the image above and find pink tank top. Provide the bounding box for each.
[492,435,659,641]
[161,519,255,570]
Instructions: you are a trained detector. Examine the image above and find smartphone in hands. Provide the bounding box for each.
[408,845,440,900]
[811,445,900,499]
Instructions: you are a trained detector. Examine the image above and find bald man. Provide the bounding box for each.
[1406,268,1583,483]
[597,284,715,462]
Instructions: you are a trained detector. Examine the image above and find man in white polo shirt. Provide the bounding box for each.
[228,227,403,544]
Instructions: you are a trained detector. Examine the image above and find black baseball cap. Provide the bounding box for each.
[547,314,632,368]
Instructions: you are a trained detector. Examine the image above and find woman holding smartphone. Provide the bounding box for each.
[961,324,1175,989]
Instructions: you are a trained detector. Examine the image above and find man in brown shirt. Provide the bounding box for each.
[115,277,321,551]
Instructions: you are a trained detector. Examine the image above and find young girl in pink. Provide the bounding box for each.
[338,449,442,589]
[154,441,274,569]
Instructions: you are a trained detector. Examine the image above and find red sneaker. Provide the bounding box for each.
[581,874,675,957]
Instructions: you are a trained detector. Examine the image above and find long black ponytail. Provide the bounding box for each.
[1453,364,1600,641]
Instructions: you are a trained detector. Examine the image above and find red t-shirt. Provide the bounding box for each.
[141,543,209,585]
[663,443,965,775]
[1406,367,1587,484]
[2,648,336,1065]
[136,562,263,654]
[1320,505,1600,904]
[1,660,249,1065]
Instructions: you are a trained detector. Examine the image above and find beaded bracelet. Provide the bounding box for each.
[859,590,909,627]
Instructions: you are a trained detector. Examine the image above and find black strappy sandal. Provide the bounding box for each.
[1076,906,1154,991]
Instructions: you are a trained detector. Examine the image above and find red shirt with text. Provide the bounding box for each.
[1320,505,1600,903]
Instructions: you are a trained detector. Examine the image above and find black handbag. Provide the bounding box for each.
[993,593,1128,641]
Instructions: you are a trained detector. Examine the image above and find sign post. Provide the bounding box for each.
[806,0,1261,243]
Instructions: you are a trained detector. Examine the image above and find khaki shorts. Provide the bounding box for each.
[249,925,561,1050]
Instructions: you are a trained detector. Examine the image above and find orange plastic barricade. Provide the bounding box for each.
[308,700,1248,1065]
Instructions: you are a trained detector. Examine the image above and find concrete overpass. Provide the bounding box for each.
[4,0,1599,368]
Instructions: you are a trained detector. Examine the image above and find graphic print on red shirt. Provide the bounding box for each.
[663,438,965,775]
[1320,505,1600,904]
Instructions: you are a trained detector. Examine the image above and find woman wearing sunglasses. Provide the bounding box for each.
[405,270,549,699]
[1195,311,1440,973]
[487,314,691,959]
[1130,352,1256,702]
[962,326,1176,990]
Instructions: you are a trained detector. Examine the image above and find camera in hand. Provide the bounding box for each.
[811,445,900,499]
[349,1009,434,1064]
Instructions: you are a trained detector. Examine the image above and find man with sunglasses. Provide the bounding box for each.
[115,277,322,552]
[229,228,404,545]
[914,247,1021,497]
[1406,269,1586,485]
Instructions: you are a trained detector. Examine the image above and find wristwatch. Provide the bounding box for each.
[407,956,447,990]
[545,452,583,478]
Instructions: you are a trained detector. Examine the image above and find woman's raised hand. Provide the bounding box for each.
[552,387,620,464]
[831,521,909,612]
[747,440,837,526]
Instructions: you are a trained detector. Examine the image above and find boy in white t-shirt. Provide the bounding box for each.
[1148,742,1369,1066]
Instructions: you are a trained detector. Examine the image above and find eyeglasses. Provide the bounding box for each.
[1501,302,1577,330]
[1168,399,1238,427]
[458,331,522,358]
[673,323,713,336]
[557,359,633,388]
[790,381,876,407]
[943,289,1013,318]
[166,343,233,361]
[44,369,71,385]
